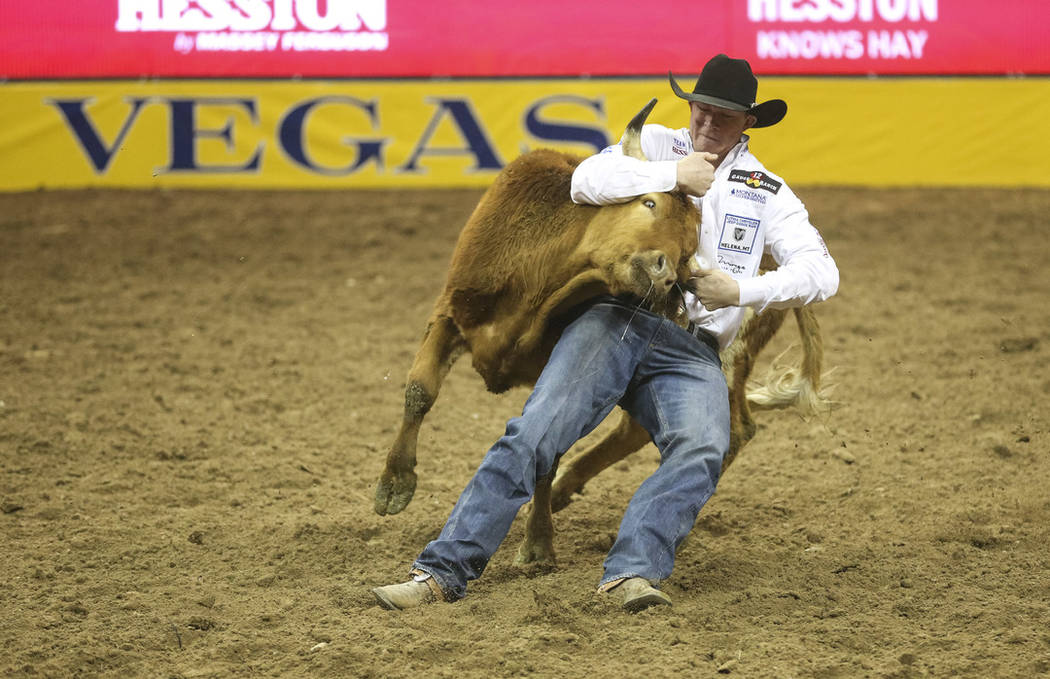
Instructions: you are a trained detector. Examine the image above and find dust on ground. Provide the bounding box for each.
[1,187,1049,678]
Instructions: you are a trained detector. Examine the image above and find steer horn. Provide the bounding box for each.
[621,98,657,161]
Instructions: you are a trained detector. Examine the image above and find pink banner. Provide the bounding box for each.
[2,1,1048,79]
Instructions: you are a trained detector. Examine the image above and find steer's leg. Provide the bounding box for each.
[549,410,652,513]
[515,458,559,565]
[375,312,467,515]
[723,308,788,473]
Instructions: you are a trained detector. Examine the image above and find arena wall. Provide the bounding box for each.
[2,77,1048,191]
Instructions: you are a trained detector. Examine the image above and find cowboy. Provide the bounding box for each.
[372,54,838,612]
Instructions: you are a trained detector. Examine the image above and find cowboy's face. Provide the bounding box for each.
[689,102,756,164]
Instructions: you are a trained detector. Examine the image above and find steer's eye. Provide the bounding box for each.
[643,199,656,209]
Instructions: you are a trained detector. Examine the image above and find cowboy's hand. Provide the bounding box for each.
[687,268,740,311]
[676,152,717,197]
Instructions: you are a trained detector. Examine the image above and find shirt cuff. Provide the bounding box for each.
[736,275,768,309]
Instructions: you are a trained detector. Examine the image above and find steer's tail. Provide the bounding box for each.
[746,305,836,414]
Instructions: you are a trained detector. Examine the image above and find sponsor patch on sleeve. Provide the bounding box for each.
[728,169,782,194]
[719,214,760,254]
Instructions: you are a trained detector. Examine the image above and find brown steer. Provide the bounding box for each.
[374,100,827,564]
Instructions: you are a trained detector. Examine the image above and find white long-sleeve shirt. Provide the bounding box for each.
[570,124,839,349]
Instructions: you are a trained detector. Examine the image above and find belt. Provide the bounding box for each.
[686,321,720,354]
[609,295,719,353]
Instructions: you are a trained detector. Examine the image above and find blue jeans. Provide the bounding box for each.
[412,297,730,600]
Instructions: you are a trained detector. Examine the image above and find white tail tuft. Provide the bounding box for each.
[746,346,837,414]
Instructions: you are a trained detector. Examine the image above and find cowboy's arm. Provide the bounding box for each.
[570,149,677,206]
[571,125,714,205]
[736,190,839,312]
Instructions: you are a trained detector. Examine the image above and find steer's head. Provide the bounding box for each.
[581,98,700,318]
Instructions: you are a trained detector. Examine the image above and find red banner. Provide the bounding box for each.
[2,1,1048,79]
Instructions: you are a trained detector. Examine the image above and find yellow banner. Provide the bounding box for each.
[1,78,1047,190]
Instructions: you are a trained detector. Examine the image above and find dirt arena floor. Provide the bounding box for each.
[2,185,1049,679]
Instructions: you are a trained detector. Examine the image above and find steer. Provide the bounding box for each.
[374,99,828,563]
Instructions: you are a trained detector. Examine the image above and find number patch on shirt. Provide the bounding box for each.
[719,214,760,254]
[728,169,782,194]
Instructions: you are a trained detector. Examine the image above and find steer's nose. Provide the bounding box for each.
[636,250,675,289]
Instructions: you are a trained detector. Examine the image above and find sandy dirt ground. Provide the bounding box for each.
[1,186,1049,679]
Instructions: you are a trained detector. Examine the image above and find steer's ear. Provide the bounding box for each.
[621,98,656,161]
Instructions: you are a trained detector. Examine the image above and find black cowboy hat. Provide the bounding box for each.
[669,54,787,128]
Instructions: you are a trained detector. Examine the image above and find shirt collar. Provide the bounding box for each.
[726,134,750,164]
[713,135,750,177]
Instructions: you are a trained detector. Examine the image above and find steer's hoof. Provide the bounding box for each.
[514,539,556,566]
[374,471,417,516]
